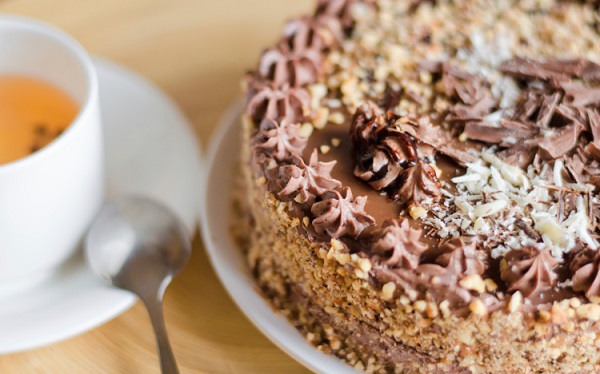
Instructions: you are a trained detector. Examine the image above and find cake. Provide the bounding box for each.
[234,0,600,372]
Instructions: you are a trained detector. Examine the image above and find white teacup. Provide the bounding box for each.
[0,17,104,283]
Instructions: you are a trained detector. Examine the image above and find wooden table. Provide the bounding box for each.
[0,1,313,372]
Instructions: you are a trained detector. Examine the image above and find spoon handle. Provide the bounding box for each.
[143,297,180,374]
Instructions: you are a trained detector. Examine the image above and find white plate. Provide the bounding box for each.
[0,58,202,354]
[201,103,357,374]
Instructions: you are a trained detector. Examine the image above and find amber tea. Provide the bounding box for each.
[0,75,79,165]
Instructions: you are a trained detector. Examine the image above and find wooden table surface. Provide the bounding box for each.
[0,0,314,373]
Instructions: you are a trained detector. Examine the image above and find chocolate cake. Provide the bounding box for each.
[234,0,600,372]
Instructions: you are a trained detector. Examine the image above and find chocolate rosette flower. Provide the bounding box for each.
[416,238,486,306]
[435,238,486,276]
[570,248,600,299]
[315,0,377,33]
[311,187,375,239]
[372,219,427,269]
[394,161,442,205]
[500,247,558,298]
[252,118,308,161]
[282,15,344,52]
[278,149,342,203]
[350,102,441,206]
[258,30,322,87]
[245,80,311,125]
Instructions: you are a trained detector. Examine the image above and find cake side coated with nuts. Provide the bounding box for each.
[235,0,600,372]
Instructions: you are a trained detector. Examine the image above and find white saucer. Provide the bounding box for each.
[0,58,202,354]
[201,104,357,374]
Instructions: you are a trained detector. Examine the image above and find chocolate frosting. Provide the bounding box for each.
[501,248,559,298]
[415,238,486,306]
[252,118,308,161]
[278,149,342,203]
[311,187,375,239]
[372,219,427,269]
[570,248,600,299]
[314,0,376,33]
[246,80,311,124]
[283,15,344,52]
[394,161,442,206]
[435,238,486,276]
[350,102,441,206]
[258,41,322,87]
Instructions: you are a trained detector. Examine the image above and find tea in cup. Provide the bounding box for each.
[0,75,79,164]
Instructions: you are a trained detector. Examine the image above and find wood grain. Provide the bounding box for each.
[0,1,314,372]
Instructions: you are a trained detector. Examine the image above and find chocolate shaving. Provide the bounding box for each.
[497,143,537,169]
[499,57,597,83]
[582,60,600,81]
[554,104,588,126]
[515,219,541,241]
[589,109,600,141]
[436,144,477,166]
[456,56,600,184]
[381,85,402,111]
[565,154,587,184]
[440,63,496,118]
[538,123,585,160]
[536,91,562,127]
[397,115,477,166]
[463,121,520,144]
[562,82,600,107]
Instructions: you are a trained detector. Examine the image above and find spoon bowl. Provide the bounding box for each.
[85,196,191,374]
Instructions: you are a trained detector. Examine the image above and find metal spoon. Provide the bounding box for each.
[85,196,191,374]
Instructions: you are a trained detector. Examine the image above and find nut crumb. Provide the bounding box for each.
[508,291,523,313]
[459,274,486,294]
[381,282,396,301]
[409,205,427,220]
[413,300,427,314]
[469,299,487,316]
[312,107,329,129]
[329,112,345,125]
[331,238,345,251]
[298,123,314,138]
